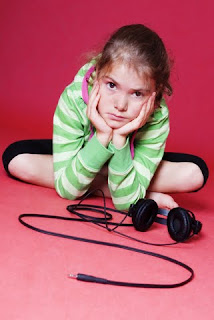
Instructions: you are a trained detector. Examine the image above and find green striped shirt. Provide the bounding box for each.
[53,60,170,210]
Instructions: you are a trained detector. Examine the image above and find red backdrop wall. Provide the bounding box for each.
[0,0,213,169]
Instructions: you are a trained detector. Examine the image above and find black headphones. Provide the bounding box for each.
[129,198,202,242]
[18,191,199,288]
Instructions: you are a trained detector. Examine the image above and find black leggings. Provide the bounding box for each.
[2,139,209,191]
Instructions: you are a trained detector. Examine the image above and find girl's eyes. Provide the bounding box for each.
[133,91,142,97]
[107,82,116,89]
[106,82,144,98]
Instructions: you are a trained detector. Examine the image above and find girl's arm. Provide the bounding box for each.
[108,101,169,210]
[53,84,113,200]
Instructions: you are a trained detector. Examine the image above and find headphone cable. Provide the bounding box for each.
[18,189,194,289]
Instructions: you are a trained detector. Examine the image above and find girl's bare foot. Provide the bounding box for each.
[146,191,178,209]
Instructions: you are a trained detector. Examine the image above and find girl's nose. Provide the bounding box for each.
[114,95,128,111]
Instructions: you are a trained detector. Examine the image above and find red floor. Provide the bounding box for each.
[1,128,214,320]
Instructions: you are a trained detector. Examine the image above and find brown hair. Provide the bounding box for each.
[94,24,173,106]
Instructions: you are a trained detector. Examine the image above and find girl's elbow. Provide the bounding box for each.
[54,186,77,200]
[54,180,85,200]
[113,201,130,212]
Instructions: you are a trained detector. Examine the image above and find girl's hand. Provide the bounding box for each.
[86,81,112,147]
[112,92,156,148]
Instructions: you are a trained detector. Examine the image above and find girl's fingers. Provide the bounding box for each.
[88,82,99,104]
[143,92,156,117]
[146,92,156,111]
[135,92,156,127]
[90,94,101,118]
[89,81,99,97]
[87,82,100,117]
[89,90,100,111]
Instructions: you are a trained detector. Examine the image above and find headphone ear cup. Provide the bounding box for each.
[167,207,192,242]
[131,199,158,232]
[192,219,202,234]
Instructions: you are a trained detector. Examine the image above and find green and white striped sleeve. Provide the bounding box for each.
[53,64,113,200]
[108,100,170,210]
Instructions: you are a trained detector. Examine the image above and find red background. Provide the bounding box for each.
[1,1,214,320]
[0,0,213,169]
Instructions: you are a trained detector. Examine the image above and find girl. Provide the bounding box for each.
[2,24,209,211]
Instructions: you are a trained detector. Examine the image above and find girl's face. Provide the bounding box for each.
[97,63,156,129]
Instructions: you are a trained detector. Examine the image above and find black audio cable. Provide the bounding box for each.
[18,189,194,289]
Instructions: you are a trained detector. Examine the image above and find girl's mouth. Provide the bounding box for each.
[107,113,126,121]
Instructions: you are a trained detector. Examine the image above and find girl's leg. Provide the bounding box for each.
[2,139,54,188]
[146,152,209,208]
[2,141,209,208]
[8,154,54,188]
[148,152,209,193]
[88,153,209,208]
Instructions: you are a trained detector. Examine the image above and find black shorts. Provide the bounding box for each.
[2,139,209,191]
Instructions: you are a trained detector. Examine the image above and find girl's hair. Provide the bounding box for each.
[95,24,173,106]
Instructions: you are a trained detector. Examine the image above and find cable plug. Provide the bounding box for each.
[68,273,108,284]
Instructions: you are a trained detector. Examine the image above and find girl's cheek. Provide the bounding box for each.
[97,92,107,113]
[131,101,143,115]
[99,87,112,105]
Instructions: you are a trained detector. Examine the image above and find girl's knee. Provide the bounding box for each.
[188,163,205,192]
[163,152,209,192]
[2,140,30,176]
[190,157,209,192]
[8,154,36,182]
